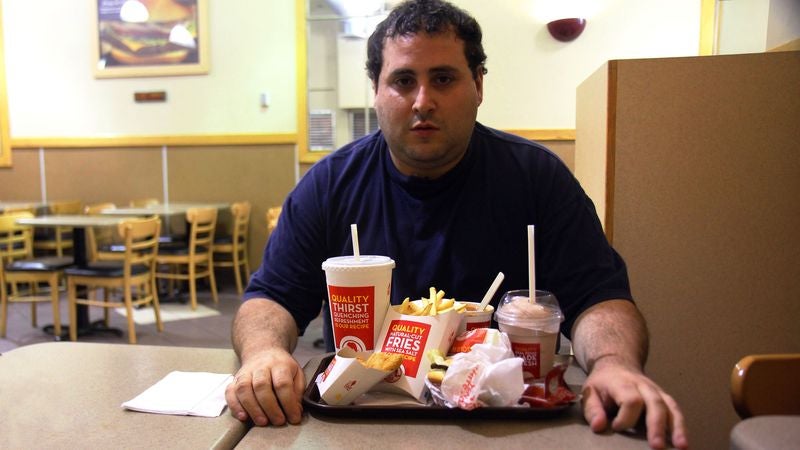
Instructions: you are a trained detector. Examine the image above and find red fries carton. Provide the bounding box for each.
[315,348,395,406]
[372,300,463,402]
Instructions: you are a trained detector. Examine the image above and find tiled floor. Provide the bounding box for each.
[0,274,326,367]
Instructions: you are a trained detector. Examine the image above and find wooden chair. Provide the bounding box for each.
[34,200,82,256]
[212,201,251,295]
[83,203,118,262]
[731,353,800,418]
[129,198,160,208]
[156,207,219,310]
[0,212,72,338]
[64,216,162,344]
[266,206,282,241]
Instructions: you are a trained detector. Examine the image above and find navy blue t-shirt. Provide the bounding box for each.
[245,123,631,344]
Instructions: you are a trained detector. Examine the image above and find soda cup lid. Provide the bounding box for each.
[321,255,395,271]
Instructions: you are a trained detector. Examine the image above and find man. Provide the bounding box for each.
[226,1,688,449]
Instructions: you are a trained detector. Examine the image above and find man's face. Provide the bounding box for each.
[374,30,483,179]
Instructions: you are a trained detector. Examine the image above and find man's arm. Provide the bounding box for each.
[572,300,688,450]
[225,298,306,426]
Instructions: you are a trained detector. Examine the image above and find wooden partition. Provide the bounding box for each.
[576,51,800,449]
[0,144,296,276]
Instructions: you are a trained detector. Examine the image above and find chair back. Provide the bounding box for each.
[230,201,251,244]
[186,207,217,258]
[117,216,161,276]
[0,212,35,264]
[50,200,83,215]
[129,198,160,208]
[266,206,282,238]
[731,353,800,418]
[85,203,118,261]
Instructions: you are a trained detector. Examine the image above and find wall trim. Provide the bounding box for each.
[10,133,297,149]
[11,129,574,152]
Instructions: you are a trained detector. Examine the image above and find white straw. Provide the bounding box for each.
[528,225,535,303]
[351,224,360,261]
[478,272,505,311]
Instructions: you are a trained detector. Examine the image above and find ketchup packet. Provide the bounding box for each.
[518,364,577,408]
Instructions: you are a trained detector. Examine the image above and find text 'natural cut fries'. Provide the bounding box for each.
[393,287,468,316]
[358,352,404,372]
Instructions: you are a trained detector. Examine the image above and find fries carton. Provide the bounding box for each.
[372,300,463,401]
[315,348,397,406]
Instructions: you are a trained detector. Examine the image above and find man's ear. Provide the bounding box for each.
[475,70,484,106]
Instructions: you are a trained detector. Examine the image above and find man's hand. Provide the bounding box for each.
[225,348,306,426]
[572,300,689,449]
[581,358,688,449]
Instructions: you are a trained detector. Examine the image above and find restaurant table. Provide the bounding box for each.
[729,415,800,450]
[0,342,246,449]
[15,214,137,338]
[101,202,230,236]
[233,354,651,449]
[0,201,47,213]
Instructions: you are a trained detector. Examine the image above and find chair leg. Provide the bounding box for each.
[67,279,78,341]
[208,261,219,305]
[103,288,110,327]
[188,263,197,310]
[232,251,243,295]
[123,286,136,344]
[0,285,7,338]
[151,277,163,333]
[30,283,38,327]
[50,274,61,337]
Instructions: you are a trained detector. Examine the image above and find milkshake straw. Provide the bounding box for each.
[528,225,535,303]
[351,223,360,261]
[478,272,504,311]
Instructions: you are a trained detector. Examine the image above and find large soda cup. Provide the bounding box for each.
[322,255,395,352]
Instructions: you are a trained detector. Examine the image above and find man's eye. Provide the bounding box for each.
[433,75,453,85]
[393,77,415,88]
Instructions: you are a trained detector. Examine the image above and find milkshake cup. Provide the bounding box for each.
[494,289,563,380]
[321,255,395,352]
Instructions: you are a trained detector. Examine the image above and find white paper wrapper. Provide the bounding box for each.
[439,334,525,410]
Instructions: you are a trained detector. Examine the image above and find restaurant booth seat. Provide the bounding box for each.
[155,207,219,310]
[729,353,800,449]
[64,216,163,344]
[0,212,72,337]
[33,200,82,257]
[212,201,251,295]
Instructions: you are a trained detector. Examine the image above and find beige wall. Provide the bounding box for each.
[576,51,800,450]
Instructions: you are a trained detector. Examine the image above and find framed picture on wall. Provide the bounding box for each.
[92,0,209,78]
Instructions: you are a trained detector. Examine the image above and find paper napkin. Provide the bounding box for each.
[122,371,233,417]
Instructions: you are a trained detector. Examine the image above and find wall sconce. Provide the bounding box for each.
[547,18,587,42]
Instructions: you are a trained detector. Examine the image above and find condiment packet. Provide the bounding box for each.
[439,334,525,410]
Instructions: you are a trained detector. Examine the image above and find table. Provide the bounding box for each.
[0,201,47,213]
[234,354,651,449]
[101,202,230,236]
[730,415,800,450]
[15,214,136,338]
[0,342,246,449]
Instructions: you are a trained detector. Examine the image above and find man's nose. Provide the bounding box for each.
[412,84,435,116]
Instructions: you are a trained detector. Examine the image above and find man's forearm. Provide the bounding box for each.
[232,298,300,361]
[571,299,649,373]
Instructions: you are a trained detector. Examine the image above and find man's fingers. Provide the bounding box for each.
[664,393,689,450]
[581,385,609,432]
[270,366,304,424]
[610,382,645,432]
[252,369,287,426]
[225,377,249,422]
[638,384,669,449]
[232,372,271,426]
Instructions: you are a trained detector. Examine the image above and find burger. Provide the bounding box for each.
[99,0,198,66]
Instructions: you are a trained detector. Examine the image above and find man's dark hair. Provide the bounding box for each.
[366,0,488,86]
